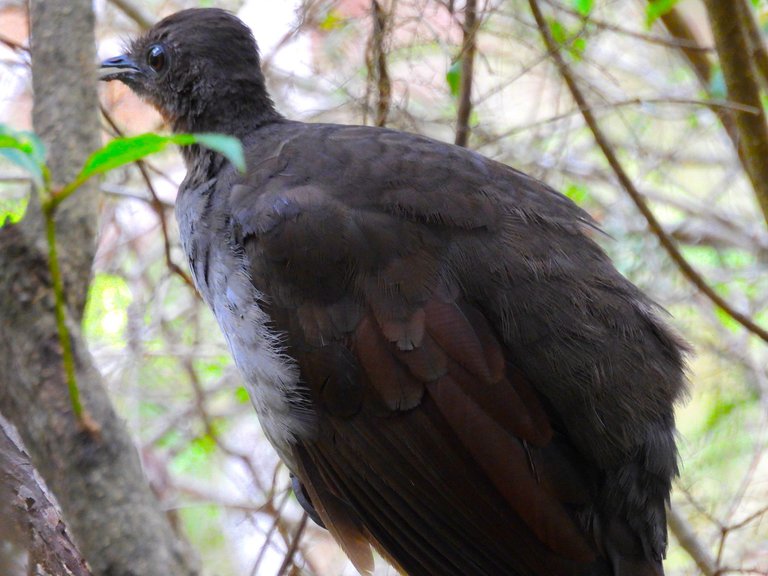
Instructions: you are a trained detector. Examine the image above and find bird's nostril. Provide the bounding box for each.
[99,54,140,77]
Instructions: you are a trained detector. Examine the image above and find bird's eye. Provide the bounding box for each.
[146,44,166,72]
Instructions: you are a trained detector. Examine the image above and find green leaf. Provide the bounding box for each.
[0,196,29,227]
[572,37,587,60]
[79,133,176,181]
[572,0,593,16]
[192,133,246,172]
[548,19,568,45]
[319,8,345,31]
[564,183,589,204]
[78,132,246,183]
[645,0,679,28]
[547,19,587,60]
[0,125,46,188]
[704,391,743,430]
[446,60,461,98]
[235,385,250,404]
[0,125,45,162]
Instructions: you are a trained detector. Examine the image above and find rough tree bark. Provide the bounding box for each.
[0,415,91,576]
[0,1,198,575]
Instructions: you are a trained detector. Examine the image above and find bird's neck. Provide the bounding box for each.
[172,81,283,140]
[173,83,283,173]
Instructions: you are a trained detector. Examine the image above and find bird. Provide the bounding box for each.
[100,8,688,576]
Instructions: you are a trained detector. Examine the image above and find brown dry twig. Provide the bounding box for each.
[365,0,393,127]
[276,512,309,576]
[454,0,478,147]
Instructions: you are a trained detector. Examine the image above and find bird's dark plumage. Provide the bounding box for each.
[101,9,688,575]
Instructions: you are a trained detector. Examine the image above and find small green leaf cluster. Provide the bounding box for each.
[645,0,680,28]
[0,125,49,190]
[0,125,246,215]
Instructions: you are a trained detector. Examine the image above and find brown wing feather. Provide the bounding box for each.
[294,448,375,575]
[280,293,599,575]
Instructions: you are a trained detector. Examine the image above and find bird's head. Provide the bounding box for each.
[100,8,278,135]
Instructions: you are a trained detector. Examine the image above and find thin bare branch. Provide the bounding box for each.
[0,33,27,53]
[668,505,717,576]
[529,0,768,345]
[455,0,478,147]
[487,96,759,142]
[365,0,393,127]
[275,513,309,576]
[107,0,153,30]
[654,2,751,180]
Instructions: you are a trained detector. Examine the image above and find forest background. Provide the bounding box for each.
[1,0,767,574]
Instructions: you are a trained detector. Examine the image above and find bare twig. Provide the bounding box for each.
[529,0,768,344]
[249,489,292,576]
[488,96,759,142]
[667,505,717,576]
[365,0,393,127]
[0,33,28,53]
[275,513,309,576]
[455,0,478,147]
[107,0,153,30]
[705,0,768,227]
[726,504,768,533]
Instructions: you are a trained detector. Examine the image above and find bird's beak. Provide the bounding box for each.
[99,54,140,81]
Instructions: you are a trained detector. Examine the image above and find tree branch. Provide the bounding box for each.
[107,0,153,31]
[655,3,747,172]
[705,0,768,227]
[365,0,393,127]
[0,414,92,576]
[528,0,768,345]
[455,0,478,147]
[275,513,309,576]
[738,0,768,90]
[667,505,717,576]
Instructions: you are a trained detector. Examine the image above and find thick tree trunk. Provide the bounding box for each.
[0,1,198,575]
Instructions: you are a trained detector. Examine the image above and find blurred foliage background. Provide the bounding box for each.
[1,0,768,574]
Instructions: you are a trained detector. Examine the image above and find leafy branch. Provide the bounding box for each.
[1,125,245,425]
[528,0,768,346]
